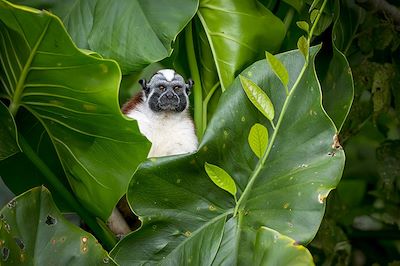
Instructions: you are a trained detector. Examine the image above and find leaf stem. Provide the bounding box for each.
[202,82,220,133]
[308,0,328,42]
[185,21,203,140]
[17,134,117,250]
[270,120,276,130]
[234,56,310,216]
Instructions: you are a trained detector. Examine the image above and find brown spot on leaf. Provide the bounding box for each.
[332,134,342,149]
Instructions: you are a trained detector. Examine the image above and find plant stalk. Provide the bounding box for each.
[202,82,220,133]
[18,134,117,250]
[283,7,295,32]
[185,21,203,140]
[308,0,328,42]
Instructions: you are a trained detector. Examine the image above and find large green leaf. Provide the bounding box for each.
[0,186,116,265]
[0,101,19,160]
[0,109,72,211]
[197,0,286,91]
[110,46,345,265]
[0,1,150,220]
[318,0,356,132]
[88,0,198,73]
[8,0,199,74]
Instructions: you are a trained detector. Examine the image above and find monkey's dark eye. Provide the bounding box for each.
[159,85,165,91]
[173,86,181,92]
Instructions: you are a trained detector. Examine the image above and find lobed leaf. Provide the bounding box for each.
[204,162,237,198]
[248,123,269,159]
[318,0,355,132]
[239,75,275,121]
[111,46,345,265]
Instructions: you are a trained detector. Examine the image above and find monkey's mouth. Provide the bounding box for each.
[158,97,180,111]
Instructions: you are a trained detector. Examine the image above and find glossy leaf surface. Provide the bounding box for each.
[266,51,289,88]
[111,46,345,265]
[240,75,275,121]
[248,123,269,159]
[0,1,150,220]
[319,0,355,132]
[197,0,286,90]
[0,102,19,160]
[0,186,116,265]
[205,162,237,197]
[9,0,198,74]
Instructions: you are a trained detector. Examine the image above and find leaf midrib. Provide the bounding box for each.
[10,16,51,115]
[234,55,309,214]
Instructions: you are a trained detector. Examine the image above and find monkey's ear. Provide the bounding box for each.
[186,79,194,95]
[139,79,150,94]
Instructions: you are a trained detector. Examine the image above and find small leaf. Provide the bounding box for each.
[297,36,309,59]
[310,9,319,23]
[266,52,289,88]
[296,21,309,33]
[239,75,275,121]
[248,123,269,158]
[205,163,237,197]
[309,0,321,12]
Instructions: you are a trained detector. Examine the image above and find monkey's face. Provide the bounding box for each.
[140,70,193,113]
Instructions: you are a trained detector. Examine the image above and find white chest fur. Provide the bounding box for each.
[127,103,198,157]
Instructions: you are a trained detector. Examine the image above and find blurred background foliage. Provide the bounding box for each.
[309,0,400,265]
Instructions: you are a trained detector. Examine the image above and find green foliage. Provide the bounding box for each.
[0,186,116,265]
[0,0,368,264]
[0,0,150,222]
[310,0,400,264]
[239,75,275,122]
[110,46,344,265]
[248,123,269,159]
[0,102,19,160]
[204,162,237,198]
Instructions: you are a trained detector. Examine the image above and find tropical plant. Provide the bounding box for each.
[0,0,358,265]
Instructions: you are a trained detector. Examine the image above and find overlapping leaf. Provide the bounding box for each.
[8,0,199,74]
[197,0,286,91]
[0,186,116,265]
[319,0,356,132]
[0,1,150,220]
[111,46,345,265]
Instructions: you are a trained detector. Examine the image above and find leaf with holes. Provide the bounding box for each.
[0,1,150,220]
[0,186,116,265]
[110,46,346,265]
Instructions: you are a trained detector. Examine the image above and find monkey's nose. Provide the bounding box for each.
[166,91,174,99]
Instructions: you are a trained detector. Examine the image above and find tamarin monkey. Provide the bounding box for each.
[108,69,198,236]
